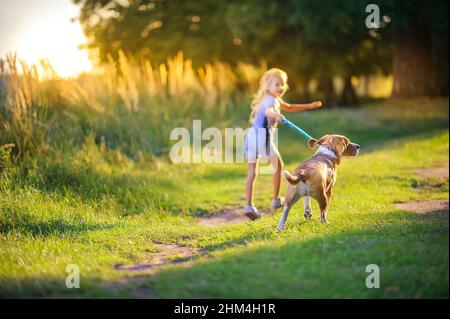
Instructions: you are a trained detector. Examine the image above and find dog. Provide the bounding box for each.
[276,134,360,230]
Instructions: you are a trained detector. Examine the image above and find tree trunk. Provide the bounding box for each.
[391,16,436,97]
[317,76,336,106]
[324,77,336,106]
[340,75,357,105]
[301,75,310,101]
[364,76,370,97]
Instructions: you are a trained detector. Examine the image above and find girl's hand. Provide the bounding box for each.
[276,114,286,124]
[311,101,322,108]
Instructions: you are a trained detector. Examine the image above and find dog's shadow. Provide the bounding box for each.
[201,211,312,252]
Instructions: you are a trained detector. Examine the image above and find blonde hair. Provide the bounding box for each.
[249,68,288,124]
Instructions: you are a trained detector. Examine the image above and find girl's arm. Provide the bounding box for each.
[280,100,322,113]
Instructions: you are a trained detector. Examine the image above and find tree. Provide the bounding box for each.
[379,0,448,97]
[74,0,448,101]
[74,0,239,66]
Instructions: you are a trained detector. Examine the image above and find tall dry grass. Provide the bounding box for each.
[0,51,266,159]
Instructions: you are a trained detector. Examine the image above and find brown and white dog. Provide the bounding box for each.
[277,134,360,230]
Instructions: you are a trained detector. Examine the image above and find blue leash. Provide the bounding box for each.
[281,118,314,141]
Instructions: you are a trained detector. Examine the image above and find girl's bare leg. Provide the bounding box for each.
[246,159,259,206]
[269,154,284,200]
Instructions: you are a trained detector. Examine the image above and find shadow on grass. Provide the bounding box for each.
[0,276,120,299]
[0,211,447,298]
[145,211,449,299]
[16,160,186,216]
[0,212,116,237]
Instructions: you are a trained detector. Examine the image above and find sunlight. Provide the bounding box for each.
[15,20,92,78]
[10,1,92,78]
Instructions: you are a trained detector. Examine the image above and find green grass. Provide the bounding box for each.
[0,98,448,298]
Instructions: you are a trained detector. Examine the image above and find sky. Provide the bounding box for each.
[0,0,93,77]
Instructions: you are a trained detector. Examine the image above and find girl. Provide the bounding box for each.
[244,68,322,220]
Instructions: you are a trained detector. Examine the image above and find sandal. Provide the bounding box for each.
[271,197,284,210]
[244,205,261,220]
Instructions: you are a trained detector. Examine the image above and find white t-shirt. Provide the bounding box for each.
[252,94,280,129]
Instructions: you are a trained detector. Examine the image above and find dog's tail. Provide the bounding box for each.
[283,170,306,185]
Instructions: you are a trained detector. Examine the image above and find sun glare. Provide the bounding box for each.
[11,1,92,78]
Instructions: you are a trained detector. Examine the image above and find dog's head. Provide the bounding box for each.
[308,134,360,165]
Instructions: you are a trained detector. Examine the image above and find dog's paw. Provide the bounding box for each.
[320,217,330,224]
[276,225,286,231]
[304,210,312,220]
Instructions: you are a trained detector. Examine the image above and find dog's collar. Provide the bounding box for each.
[315,146,337,159]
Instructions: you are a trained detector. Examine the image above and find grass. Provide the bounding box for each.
[0,98,448,298]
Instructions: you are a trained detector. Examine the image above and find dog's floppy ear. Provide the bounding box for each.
[308,138,318,149]
[308,135,328,149]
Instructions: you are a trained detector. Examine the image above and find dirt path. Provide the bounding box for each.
[197,206,273,226]
[114,205,275,274]
[395,199,449,213]
[107,243,210,297]
[395,164,449,215]
[393,163,449,220]
[115,243,208,272]
[108,206,275,295]
[411,166,449,180]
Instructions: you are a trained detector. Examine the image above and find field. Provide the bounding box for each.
[0,95,448,298]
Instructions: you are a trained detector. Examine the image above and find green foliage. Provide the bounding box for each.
[74,0,238,66]
[0,144,14,175]
[73,0,448,98]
